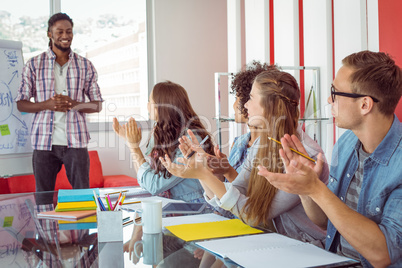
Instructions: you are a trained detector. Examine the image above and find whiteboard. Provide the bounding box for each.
[0,40,34,177]
[0,40,33,155]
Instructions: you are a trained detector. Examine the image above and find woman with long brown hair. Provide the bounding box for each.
[113,81,214,263]
[114,80,214,201]
[162,70,329,246]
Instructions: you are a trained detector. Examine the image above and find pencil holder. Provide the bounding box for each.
[97,210,123,242]
[97,210,124,267]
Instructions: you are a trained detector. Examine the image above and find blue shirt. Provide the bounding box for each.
[326,115,402,267]
[228,132,251,173]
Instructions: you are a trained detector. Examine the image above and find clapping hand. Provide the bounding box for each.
[112,117,127,138]
[160,129,210,179]
[257,134,325,196]
[113,117,142,149]
[279,134,317,172]
[207,145,231,176]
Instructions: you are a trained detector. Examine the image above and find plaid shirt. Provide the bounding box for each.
[16,48,103,150]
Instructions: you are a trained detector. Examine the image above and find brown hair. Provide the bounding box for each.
[244,70,300,227]
[231,61,279,118]
[342,50,402,115]
[149,81,214,177]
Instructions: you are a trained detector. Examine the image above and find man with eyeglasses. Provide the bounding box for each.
[258,50,402,267]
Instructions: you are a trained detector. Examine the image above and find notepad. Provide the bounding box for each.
[58,188,100,202]
[37,209,96,221]
[57,200,97,209]
[165,219,263,242]
[58,221,97,230]
[58,215,97,224]
[196,233,357,268]
[55,204,97,212]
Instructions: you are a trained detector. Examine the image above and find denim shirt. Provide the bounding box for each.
[326,116,402,267]
[136,134,205,203]
[228,132,251,173]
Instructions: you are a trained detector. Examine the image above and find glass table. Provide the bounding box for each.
[0,187,155,268]
[0,189,361,268]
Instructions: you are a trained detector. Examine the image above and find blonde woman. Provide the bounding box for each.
[161,70,329,247]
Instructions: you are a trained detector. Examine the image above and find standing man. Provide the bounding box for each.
[16,13,103,192]
[258,51,402,267]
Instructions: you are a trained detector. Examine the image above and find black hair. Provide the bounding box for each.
[47,13,73,47]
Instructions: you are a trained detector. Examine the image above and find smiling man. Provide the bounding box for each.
[16,13,103,193]
[258,51,402,267]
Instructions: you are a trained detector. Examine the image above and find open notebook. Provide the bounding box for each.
[37,209,96,221]
[196,233,358,268]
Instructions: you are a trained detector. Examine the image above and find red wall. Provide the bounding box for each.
[378,0,402,121]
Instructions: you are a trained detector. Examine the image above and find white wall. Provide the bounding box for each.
[303,0,334,162]
[333,0,366,140]
[153,0,228,141]
[96,0,381,176]
[245,0,270,63]
[96,0,228,177]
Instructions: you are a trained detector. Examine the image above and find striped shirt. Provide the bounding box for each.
[337,144,370,261]
[16,48,103,150]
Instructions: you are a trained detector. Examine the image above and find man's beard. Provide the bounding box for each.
[54,42,71,52]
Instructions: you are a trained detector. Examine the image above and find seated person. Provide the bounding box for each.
[259,50,402,267]
[200,62,276,267]
[162,70,329,248]
[208,61,276,182]
[113,81,214,264]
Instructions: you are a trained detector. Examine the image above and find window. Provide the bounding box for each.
[0,0,149,124]
[62,0,149,123]
[0,0,49,60]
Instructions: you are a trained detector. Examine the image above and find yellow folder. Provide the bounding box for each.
[165,219,263,242]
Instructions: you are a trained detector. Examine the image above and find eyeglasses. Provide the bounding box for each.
[331,85,379,103]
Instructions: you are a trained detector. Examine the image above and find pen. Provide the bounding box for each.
[97,197,106,211]
[114,195,126,211]
[106,195,112,211]
[121,201,141,205]
[268,137,316,163]
[187,135,209,159]
[105,190,129,195]
[122,220,133,227]
[112,191,122,211]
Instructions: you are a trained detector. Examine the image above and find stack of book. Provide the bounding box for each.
[58,215,97,230]
[37,189,100,230]
[55,188,99,212]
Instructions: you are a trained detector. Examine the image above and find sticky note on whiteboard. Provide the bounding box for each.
[0,124,11,136]
[3,216,14,227]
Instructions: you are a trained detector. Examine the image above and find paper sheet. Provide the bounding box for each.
[196,233,356,268]
[162,213,228,227]
[121,196,183,212]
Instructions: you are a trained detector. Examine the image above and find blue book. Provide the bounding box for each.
[58,188,100,203]
[58,222,97,230]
